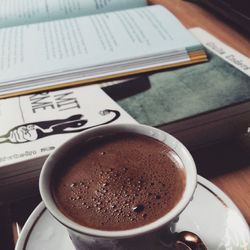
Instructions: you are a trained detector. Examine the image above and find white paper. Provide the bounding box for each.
[0,6,198,88]
[0,0,147,28]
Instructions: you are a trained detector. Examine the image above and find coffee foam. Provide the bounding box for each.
[53,133,185,230]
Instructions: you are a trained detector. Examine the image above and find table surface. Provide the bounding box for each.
[1,1,250,250]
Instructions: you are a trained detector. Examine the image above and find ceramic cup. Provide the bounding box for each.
[39,123,197,250]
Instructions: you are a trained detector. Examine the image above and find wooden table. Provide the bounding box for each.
[1,1,250,250]
[150,0,250,225]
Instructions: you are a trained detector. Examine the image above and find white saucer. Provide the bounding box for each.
[15,176,250,250]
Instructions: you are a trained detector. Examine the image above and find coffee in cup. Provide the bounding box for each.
[52,132,186,231]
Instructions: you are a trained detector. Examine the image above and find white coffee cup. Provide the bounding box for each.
[39,123,197,250]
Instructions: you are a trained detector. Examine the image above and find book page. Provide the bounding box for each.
[0,85,136,168]
[0,5,199,88]
[0,0,147,28]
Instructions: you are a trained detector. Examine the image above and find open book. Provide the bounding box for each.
[0,0,207,99]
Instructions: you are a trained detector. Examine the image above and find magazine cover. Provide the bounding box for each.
[0,85,136,169]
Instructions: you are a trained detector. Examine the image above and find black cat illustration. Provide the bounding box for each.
[0,109,120,144]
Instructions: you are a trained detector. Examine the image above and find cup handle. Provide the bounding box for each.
[173,231,207,250]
